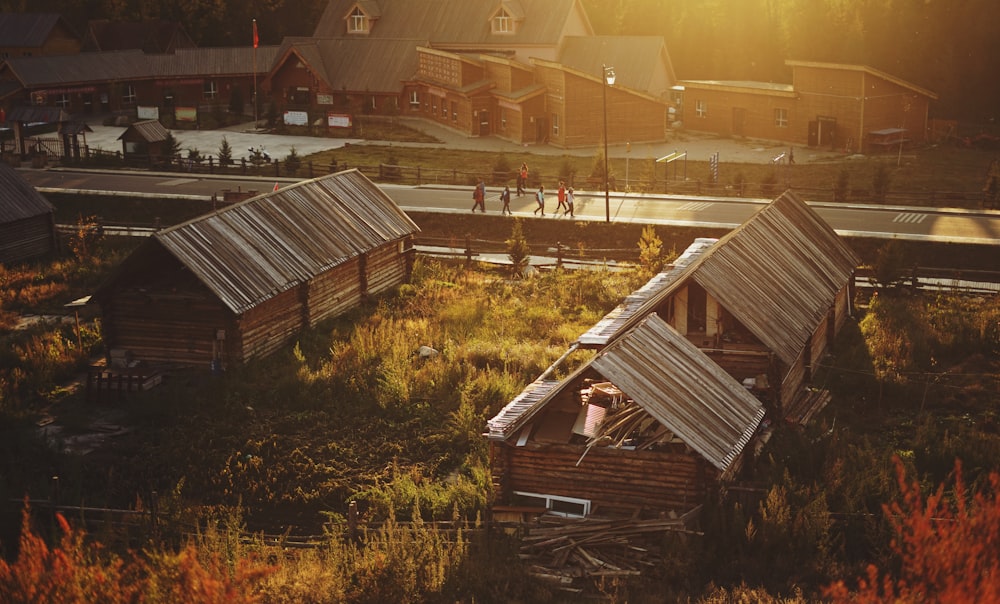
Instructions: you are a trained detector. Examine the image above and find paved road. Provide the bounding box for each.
[20,167,1000,246]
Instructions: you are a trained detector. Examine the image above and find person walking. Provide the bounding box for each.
[556,181,567,213]
[533,185,545,216]
[471,178,486,212]
[564,186,575,217]
[500,184,512,215]
[517,163,528,196]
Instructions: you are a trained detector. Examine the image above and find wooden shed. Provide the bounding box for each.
[488,313,765,519]
[488,190,858,519]
[0,161,57,264]
[92,169,419,367]
[117,119,171,162]
[578,190,859,416]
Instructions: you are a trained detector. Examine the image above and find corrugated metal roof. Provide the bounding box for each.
[0,13,68,48]
[590,314,765,474]
[0,162,55,223]
[578,238,717,348]
[558,36,676,96]
[152,169,419,315]
[313,0,585,46]
[2,46,279,88]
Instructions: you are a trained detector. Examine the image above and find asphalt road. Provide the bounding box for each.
[20,167,1000,246]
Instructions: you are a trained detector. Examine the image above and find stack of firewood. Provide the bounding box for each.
[519,512,702,590]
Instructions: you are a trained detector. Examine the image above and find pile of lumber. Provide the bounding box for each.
[519,512,702,590]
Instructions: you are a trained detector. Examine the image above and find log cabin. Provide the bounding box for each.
[0,161,58,264]
[488,190,859,519]
[92,168,419,368]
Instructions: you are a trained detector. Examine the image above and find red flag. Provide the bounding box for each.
[273,182,280,192]
[253,20,259,48]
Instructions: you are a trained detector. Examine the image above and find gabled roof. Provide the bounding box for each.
[84,20,197,53]
[1,46,279,88]
[488,314,765,476]
[274,37,424,93]
[0,13,75,48]
[603,191,859,365]
[96,170,419,315]
[0,162,55,223]
[118,119,169,143]
[590,314,765,474]
[559,35,677,96]
[313,0,590,45]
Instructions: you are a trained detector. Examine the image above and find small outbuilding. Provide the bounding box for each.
[0,161,57,264]
[117,119,171,163]
[92,169,420,367]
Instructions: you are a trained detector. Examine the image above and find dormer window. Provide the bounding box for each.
[348,7,369,34]
[492,8,514,34]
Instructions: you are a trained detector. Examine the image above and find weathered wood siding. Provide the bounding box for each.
[102,287,233,365]
[498,442,718,515]
[238,286,305,361]
[305,258,363,326]
[365,240,411,296]
[780,351,808,412]
[810,313,830,372]
[0,215,55,264]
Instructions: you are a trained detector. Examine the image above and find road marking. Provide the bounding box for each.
[158,178,198,186]
[677,201,714,212]
[891,212,928,224]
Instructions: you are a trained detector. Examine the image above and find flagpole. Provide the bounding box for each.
[252,19,258,130]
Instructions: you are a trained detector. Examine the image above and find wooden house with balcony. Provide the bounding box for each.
[92,169,419,368]
[487,190,859,520]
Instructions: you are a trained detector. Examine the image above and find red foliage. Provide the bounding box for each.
[0,503,273,604]
[825,457,1000,603]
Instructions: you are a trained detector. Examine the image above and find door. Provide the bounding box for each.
[817,116,837,148]
[732,107,746,137]
[479,110,490,136]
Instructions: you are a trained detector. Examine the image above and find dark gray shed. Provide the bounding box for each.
[0,161,57,264]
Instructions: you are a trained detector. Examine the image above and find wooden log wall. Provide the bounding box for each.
[305,259,363,326]
[0,215,55,264]
[810,314,830,373]
[238,286,305,361]
[364,241,411,296]
[780,352,808,413]
[103,288,231,364]
[501,442,716,516]
[834,286,851,333]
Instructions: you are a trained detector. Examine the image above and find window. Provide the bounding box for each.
[774,107,788,128]
[551,113,559,136]
[348,7,368,33]
[441,100,447,118]
[409,90,419,109]
[500,108,507,130]
[492,9,513,33]
[695,99,707,118]
[122,84,136,105]
[54,93,70,108]
[513,492,591,518]
[451,101,457,122]
[203,79,218,100]
[371,95,377,110]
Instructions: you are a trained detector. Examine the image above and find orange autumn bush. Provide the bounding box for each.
[825,457,1000,603]
[0,505,273,604]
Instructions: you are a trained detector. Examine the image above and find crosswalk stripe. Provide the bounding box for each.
[677,201,714,212]
[892,212,928,224]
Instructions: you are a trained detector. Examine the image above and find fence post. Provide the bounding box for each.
[151,490,159,537]
[348,501,359,543]
[274,159,279,177]
[241,158,247,174]
[417,166,421,185]
[308,160,314,178]
[465,234,473,269]
[208,157,215,174]
[556,242,563,269]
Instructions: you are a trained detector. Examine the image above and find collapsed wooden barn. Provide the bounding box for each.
[92,169,419,367]
[0,161,58,264]
[487,190,860,521]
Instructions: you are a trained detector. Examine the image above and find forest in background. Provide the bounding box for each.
[0,0,997,123]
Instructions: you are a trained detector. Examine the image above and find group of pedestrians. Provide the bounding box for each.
[474,161,575,217]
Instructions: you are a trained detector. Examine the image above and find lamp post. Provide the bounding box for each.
[602,64,615,222]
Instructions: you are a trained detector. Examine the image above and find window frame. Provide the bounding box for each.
[122,83,137,106]
[512,491,591,518]
[492,9,513,34]
[774,107,789,128]
[347,7,368,33]
[695,99,707,118]
[203,79,218,100]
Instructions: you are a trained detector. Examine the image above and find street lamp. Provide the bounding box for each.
[602,64,616,222]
